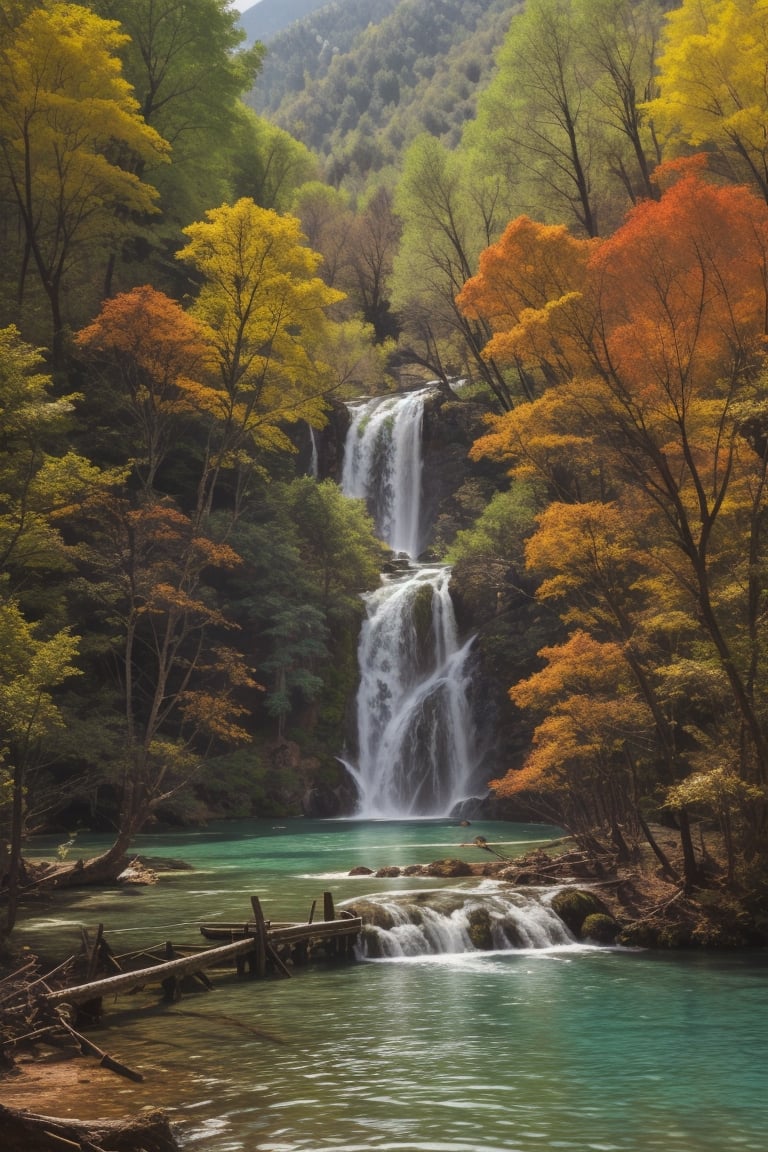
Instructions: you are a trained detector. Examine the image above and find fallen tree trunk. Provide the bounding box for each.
[0,1104,180,1152]
[45,936,259,1006]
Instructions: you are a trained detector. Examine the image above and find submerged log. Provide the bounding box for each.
[0,1104,180,1152]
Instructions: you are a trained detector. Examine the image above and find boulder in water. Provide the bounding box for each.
[582,912,620,943]
[550,888,610,936]
[467,907,493,949]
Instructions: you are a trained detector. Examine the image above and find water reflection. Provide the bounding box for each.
[16,820,768,1152]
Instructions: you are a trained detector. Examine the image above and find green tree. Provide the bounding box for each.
[391,134,515,409]
[232,109,318,213]
[573,0,663,205]
[471,0,665,235]
[0,601,80,935]
[0,326,100,931]
[473,0,601,236]
[90,0,264,239]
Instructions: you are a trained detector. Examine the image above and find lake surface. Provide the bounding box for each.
[18,819,768,1152]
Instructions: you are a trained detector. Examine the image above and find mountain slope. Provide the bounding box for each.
[246,0,518,181]
[238,0,331,44]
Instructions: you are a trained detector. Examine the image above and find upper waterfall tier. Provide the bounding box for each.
[341,388,430,558]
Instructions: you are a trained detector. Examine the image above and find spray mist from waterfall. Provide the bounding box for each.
[340,388,483,818]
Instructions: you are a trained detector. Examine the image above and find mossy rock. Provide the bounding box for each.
[352,899,398,931]
[550,888,610,936]
[360,927,386,958]
[425,858,473,878]
[467,907,493,949]
[581,913,620,944]
[617,922,661,948]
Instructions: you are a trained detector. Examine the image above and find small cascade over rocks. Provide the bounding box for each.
[345,887,575,958]
[340,387,484,818]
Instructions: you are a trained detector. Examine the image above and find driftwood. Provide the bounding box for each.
[0,1103,180,1152]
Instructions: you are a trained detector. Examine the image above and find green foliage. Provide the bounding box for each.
[88,0,264,269]
[447,482,544,571]
[248,0,513,183]
[470,0,665,235]
[232,108,319,212]
[391,135,515,403]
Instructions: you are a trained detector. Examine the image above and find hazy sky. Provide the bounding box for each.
[232,0,261,11]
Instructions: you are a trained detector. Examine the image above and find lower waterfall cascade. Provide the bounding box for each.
[340,387,484,818]
[346,885,577,958]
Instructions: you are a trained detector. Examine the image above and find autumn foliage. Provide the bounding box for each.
[463,167,768,881]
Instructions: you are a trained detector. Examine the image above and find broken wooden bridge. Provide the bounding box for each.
[46,891,362,1023]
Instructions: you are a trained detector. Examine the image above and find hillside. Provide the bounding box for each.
[246,0,518,181]
[238,0,331,44]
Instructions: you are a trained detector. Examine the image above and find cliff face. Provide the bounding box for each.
[419,389,504,559]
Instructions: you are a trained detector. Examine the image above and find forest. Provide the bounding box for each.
[1,0,768,943]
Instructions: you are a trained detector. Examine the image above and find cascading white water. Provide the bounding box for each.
[341,388,482,818]
[341,388,427,557]
[307,424,319,478]
[346,887,577,958]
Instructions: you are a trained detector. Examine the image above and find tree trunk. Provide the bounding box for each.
[2,762,25,936]
[677,806,701,891]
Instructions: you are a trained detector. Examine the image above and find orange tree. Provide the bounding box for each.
[460,163,768,876]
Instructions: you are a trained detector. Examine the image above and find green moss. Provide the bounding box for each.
[467,907,493,949]
[617,923,660,948]
[550,889,609,936]
[581,913,619,944]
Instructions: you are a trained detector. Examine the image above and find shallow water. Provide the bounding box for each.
[17,819,768,1151]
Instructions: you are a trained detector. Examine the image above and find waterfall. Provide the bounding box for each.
[341,388,427,557]
[341,388,483,819]
[307,424,319,478]
[346,888,576,958]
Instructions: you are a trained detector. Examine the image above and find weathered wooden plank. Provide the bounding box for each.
[250,896,268,978]
[268,917,362,944]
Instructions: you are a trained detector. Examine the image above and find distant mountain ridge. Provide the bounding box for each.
[238,0,330,44]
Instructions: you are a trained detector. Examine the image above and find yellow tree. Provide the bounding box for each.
[176,197,346,514]
[0,2,168,364]
[644,0,768,200]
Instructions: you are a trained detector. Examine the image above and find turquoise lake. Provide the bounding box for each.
[17,818,768,1152]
